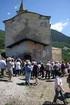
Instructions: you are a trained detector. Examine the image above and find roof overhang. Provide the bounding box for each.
[7,38,49,48]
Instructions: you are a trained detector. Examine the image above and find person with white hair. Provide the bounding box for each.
[45,61,52,79]
[53,61,60,78]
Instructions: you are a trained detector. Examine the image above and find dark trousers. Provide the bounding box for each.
[51,70,55,78]
[15,70,20,76]
[45,70,50,79]
[53,89,66,104]
[40,70,44,78]
[1,69,4,76]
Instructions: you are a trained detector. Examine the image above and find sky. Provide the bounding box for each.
[0,0,70,36]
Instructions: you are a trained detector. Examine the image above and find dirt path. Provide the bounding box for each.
[0,76,70,105]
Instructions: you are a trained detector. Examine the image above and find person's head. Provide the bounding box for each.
[7,57,12,62]
[26,60,31,65]
[17,58,21,62]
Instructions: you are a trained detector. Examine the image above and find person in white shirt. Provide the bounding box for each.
[53,71,67,105]
[15,59,21,76]
[11,58,15,75]
[45,61,52,79]
[0,57,6,76]
[6,57,13,81]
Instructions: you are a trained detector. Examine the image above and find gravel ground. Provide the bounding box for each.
[0,76,70,105]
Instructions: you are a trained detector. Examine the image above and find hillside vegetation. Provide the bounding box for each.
[0,30,5,48]
[51,29,70,48]
[0,30,5,53]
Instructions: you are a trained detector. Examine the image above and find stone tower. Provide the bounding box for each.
[4,1,52,63]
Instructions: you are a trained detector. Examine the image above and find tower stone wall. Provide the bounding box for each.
[4,4,52,63]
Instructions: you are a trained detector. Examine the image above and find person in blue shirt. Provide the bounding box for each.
[25,60,32,85]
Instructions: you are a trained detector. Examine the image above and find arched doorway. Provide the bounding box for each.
[23,53,32,61]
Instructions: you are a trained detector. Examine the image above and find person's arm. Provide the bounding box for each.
[58,85,64,92]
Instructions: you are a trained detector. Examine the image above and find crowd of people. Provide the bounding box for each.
[0,56,70,105]
[0,56,70,85]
